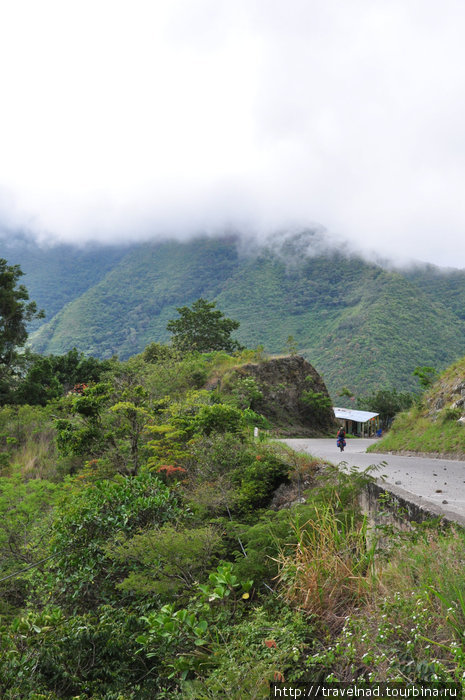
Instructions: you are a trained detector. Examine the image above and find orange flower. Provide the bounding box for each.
[264,639,277,648]
[156,464,186,477]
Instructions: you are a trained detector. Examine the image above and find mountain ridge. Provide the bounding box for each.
[2,231,465,398]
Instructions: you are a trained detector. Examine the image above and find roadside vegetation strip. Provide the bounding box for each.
[371,406,465,458]
[370,356,465,458]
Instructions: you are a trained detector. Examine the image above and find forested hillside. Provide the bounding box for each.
[0,346,336,697]
[4,231,465,396]
[0,234,131,328]
[405,264,465,321]
[1,259,465,695]
[3,343,465,696]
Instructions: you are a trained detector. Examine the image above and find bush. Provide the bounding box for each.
[181,604,311,697]
[41,473,182,609]
[300,389,332,422]
[193,403,246,435]
[108,524,225,599]
[357,387,414,428]
[441,407,462,422]
[230,505,319,587]
[0,605,162,699]
[0,477,60,617]
[233,452,289,513]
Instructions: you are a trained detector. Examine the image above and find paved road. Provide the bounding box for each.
[283,438,465,525]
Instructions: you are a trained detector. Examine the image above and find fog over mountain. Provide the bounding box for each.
[1,1,465,267]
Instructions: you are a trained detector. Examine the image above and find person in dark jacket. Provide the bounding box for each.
[336,426,346,450]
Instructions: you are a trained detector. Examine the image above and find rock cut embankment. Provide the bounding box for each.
[224,355,337,437]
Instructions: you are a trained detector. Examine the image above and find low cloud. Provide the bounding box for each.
[1,0,465,268]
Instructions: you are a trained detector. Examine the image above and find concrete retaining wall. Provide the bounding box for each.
[359,480,465,536]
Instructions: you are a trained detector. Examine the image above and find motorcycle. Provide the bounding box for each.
[337,436,346,452]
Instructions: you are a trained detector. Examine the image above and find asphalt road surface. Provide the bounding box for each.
[283,438,465,526]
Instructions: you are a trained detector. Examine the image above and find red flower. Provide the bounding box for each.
[72,383,88,395]
[156,464,186,477]
[264,639,277,648]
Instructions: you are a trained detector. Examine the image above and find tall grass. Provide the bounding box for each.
[14,431,58,480]
[274,505,377,632]
[369,406,465,455]
[381,527,465,642]
[0,405,61,480]
[307,525,465,683]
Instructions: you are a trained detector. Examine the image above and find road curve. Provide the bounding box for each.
[283,438,465,526]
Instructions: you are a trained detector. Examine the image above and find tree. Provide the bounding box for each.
[13,348,114,405]
[356,387,413,428]
[0,259,44,397]
[166,298,242,353]
[285,335,298,356]
[413,365,438,390]
[338,386,355,400]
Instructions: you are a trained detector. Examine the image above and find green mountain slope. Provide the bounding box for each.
[213,250,465,394]
[405,264,465,321]
[0,234,131,327]
[25,234,465,398]
[31,237,241,358]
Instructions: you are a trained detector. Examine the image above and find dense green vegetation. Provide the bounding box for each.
[30,237,241,360]
[0,234,131,327]
[0,257,45,403]
[2,345,465,697]
[0,341,324,698]
[2,246,465,696]
[357,387,414,428]
[405,264,465,322]
[4,231,464,397]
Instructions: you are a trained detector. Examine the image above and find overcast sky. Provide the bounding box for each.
[1,0,465,267]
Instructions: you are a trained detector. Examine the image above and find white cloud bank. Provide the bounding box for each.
[1,0,465,267]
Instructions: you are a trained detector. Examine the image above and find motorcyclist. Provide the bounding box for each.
[336,426,346,451]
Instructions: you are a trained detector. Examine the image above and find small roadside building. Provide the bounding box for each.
[333,407,380,437]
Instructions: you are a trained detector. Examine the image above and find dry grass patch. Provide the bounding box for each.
[274,505,376,633]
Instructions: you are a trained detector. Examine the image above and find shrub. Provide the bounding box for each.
[193,403,246,435]
[441,407,462,422]
[0,477,60,617]
[0,605,162,699]
[300,389,332,422]
[180,604,311,697]
[41,473,181,609]
[221,375,263,409]
[230,505,320,587]
[108,524,225,599]
[357,387,414,428]
[233,452,289,513]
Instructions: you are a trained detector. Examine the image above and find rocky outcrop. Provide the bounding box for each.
[224,355,337,437]
[425,373,465,421]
